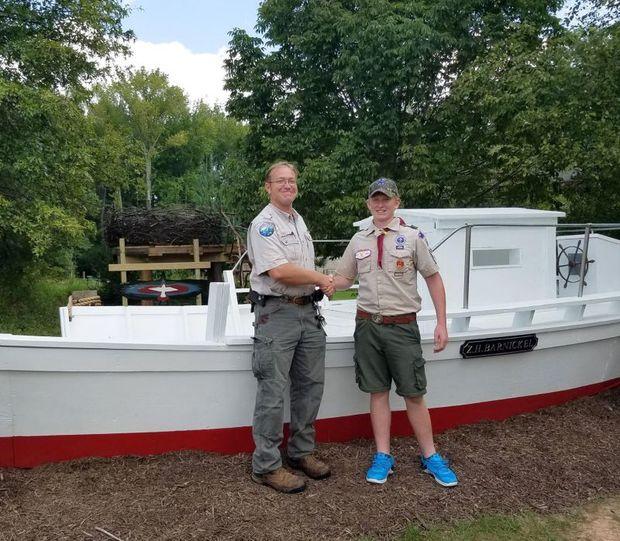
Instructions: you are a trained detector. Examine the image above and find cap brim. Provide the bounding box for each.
[369,189,397,198]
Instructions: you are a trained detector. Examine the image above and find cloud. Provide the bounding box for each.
[117,40,229,107]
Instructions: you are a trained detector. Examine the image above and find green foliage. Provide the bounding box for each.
[0,0,131,91]
[0,79,98,269]
[422,22,620,221]
[90,68,189,208]
[154,103,249,211]
[0,0,131,274]
[0,273,99,335]
[87,105,144,211]
[225,0,563,236]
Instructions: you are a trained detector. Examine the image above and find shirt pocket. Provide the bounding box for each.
[356,251,373,274]
[278,230,301,262]
[387,249,415,283]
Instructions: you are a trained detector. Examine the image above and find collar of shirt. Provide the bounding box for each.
[267,202,298,223]
[364,216,403,237]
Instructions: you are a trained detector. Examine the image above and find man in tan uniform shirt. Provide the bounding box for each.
[247,162,334,494]
[333,178,458,487]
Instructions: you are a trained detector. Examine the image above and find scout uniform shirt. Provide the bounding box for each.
[247,203,316,297]
[335,217,439,315]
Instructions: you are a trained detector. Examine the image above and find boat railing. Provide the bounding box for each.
[443,292,620,333]
[211,283,620,341]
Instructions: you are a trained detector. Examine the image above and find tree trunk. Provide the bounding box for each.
[145,149,152,209]
[113,187,123,211]
[99,185,107,247]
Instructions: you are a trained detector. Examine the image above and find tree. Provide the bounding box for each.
[0,0,131,90]
[0,0,131,272]
[91,69,188,209]
[411,21,620,222]
[225,0,563,237]
[88,104,144,214]
[154,103,249,209]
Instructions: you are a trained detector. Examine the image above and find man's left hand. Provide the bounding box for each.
[433,324,448,352]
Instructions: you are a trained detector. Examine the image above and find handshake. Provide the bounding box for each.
[318,274,336,298]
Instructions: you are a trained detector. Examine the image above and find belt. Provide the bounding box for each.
[356,309,416,324]
[269,294,314,306]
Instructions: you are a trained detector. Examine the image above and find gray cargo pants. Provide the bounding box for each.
[251,298,326,474]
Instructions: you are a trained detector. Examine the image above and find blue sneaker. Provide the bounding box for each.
[421,452,458,487]
[366,452,395,484]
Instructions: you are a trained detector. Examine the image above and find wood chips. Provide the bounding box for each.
[1,389,618,540]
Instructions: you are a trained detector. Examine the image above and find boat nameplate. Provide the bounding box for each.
[460,334,538,358]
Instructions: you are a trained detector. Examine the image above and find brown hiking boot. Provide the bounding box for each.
[287,455,331,480]
[251,467,306,494]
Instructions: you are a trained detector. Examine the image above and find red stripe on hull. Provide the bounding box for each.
[0,437,14,468]
[1,378,618,468]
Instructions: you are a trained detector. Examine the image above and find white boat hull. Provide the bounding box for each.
[3,211,620,468]
[2,318,618,468]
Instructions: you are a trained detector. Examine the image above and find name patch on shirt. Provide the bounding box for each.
[258,222,275,237]
[355,249,372,260]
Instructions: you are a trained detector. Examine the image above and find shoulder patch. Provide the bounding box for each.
[258,222,275,237]
[417,230,425,239]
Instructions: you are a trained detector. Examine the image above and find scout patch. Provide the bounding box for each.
[394,258,405,277]
[395,234,406,250]
[258,222,275,237]
[355,249,372,260]
[418,229,438,264]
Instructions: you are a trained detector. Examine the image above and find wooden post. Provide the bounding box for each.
[119,238,128,307]
[139,268,153,306]
[193,239,202,305]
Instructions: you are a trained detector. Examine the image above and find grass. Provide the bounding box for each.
[359,496,620,541]
[0,274,99,336]
[397,495,620,541]
[331,289,358,300]
[400,511,574,541]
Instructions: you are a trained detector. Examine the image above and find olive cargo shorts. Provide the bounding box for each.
[251,299,326,475]
[353,318,427,397]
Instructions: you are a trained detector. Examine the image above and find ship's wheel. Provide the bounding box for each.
[556,241,595,288]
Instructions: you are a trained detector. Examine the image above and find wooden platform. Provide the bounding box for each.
[109,239,244,305]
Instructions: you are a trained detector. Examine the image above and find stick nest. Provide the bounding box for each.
[104,207,225,246]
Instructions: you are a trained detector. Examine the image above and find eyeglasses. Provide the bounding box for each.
[268,179,297,186]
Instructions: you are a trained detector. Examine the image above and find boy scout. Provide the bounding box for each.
[247,161,335,494]
[332,178,458,487]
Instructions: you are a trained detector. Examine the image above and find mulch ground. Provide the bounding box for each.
[1,389,619,541]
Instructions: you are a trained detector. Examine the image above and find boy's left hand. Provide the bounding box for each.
[433,324,448,352]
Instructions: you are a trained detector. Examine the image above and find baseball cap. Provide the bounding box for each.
[368,177,399,198]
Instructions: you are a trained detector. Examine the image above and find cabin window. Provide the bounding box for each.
[472,248,520,267]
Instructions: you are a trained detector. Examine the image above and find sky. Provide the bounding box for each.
[119,1,263,107]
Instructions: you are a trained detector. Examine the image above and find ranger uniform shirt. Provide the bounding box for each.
[335,217,439,315]
[247,203,316,297]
